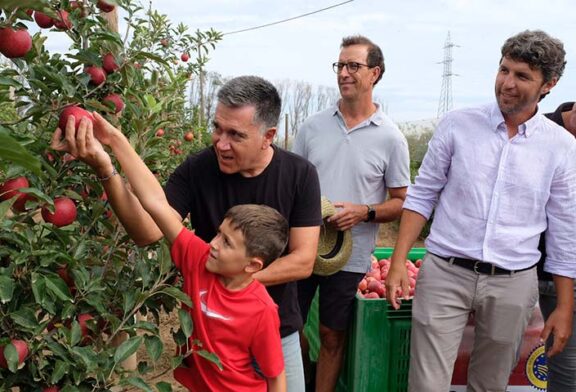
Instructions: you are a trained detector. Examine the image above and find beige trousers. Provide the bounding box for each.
[408,253,538,392]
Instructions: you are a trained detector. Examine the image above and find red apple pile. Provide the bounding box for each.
[357,255,422,299]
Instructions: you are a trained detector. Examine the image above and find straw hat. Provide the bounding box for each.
[314,196,353,276]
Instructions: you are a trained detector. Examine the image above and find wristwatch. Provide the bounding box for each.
[364,205,376,222]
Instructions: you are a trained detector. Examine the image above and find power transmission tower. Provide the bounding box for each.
[437,32,459,118]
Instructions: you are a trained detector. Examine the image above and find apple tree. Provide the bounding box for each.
[0,0,221,390]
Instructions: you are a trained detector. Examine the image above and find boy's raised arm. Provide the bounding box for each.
[81,113,183,243]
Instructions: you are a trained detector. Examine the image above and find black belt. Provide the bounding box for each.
[432,253,536,276]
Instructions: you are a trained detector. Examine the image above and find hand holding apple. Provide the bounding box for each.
[51,114,113,175]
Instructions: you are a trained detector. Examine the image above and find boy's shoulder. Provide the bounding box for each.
[245,280,279,310]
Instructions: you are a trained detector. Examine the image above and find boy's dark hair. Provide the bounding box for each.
[341,35,385,85]
[224,204,288,267]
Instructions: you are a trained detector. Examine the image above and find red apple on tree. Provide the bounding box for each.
[0,339,28,369]
[102,93,124,113]
[59,106,94,132]
[155,129,165,137]
[181,53,189,62]
[97,1,115,13]
[0,27,32,58]
[84,66,106,86]
[0,176,32,211]
[70,1,88,17]
[34,11,54,28]
[54,10,72,30]
[102,52,119,73]
[41,197,77,227]
[184,131,194,142]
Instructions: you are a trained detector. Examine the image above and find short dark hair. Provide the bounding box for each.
[501,30,566,84]
[224,204,288,267]
[341,35,385,85]
[217,76,281,130]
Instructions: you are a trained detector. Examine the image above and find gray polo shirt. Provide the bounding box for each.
[293,103,410,273]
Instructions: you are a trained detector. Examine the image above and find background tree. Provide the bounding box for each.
[0,1,221,390]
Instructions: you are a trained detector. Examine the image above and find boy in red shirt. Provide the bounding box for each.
[63,114,287,392]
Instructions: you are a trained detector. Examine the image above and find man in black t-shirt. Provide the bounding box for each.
[539,102,576,392]
[51,75,322,392]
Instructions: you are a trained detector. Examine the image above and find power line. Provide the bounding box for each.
[223,0,354,36]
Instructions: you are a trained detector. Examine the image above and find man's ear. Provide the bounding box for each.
[541,77,558,96]
[262,127,277,149]
[245,257,264,273]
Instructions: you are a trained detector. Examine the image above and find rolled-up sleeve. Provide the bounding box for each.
[403,115,453,219]
[544,142,576,278]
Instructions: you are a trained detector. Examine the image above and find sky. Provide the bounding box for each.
[42,0,576,122]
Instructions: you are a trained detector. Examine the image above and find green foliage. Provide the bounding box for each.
[404,130,434,239]
[0,1,221,390]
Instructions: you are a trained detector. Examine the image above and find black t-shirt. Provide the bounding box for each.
[165,145,322,337]
[538,102,574,281]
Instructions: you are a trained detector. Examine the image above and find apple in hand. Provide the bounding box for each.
[58,106,94,132]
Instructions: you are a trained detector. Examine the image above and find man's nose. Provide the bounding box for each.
[502,74,516,89]
[214,134,231,150]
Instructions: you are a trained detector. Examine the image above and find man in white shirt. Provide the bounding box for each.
[386,30,576,392]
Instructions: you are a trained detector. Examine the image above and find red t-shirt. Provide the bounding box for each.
[171,228,284,391]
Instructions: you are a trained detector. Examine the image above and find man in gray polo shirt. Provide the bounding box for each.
[293,35,410,391]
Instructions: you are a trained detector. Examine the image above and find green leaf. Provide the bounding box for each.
[3,343,20,373]
[0,199,15,220]
[0,275,15,304]
[114,335,143,364]
[159,241,172,276]
[178,309,193,339]
[51,360,69,384]
[0,77,22,88]
[156,381,173,392]
[70,320,81,346]
[158,286,192,307]
[1,0,47,10]
[71,346,98,371]
[122,376,153,392]
[10,307,38,329]
[195,349,222,370]
[144,335,163,362]
[45,275,73,302]
[0,128,42,176]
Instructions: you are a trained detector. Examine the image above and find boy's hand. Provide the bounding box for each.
[91,111,121,146]
[50,115,111,170]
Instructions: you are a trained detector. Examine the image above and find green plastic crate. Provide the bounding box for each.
[303,247,426,392]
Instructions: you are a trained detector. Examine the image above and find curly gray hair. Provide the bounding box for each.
[501,30,566,84]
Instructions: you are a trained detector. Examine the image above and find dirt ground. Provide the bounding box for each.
[136,222,423,389]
